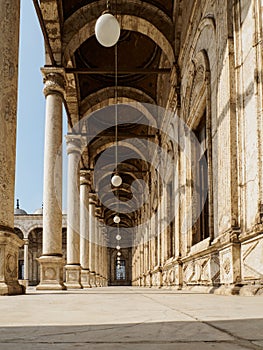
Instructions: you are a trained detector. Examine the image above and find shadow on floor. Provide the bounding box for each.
[0,318,263,350]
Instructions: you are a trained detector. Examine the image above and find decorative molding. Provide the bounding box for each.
[41,68,66,97]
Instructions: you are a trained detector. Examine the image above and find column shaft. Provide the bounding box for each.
[23,239,29,286]
[0,1,24,296]
[89,193,96,287]
[42,93,63,255]
[65,135,82,289]
[80,170,91,288]
[94,210,101,286]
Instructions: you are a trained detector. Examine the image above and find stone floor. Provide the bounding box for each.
[0,287,263,349]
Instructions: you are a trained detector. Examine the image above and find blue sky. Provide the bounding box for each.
[15,2,67,213]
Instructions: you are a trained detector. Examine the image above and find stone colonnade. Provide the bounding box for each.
[36,74,108,289]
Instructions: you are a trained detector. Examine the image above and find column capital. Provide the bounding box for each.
[80,169,91,186]
[65,134,82,155]
[41,67,66,98]
[23,238,29,245]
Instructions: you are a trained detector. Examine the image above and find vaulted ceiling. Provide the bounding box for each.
[35,0,180,236]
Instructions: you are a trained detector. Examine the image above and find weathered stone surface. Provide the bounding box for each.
[0,288,263,349]
[0,232,25,295]
[0,1,20,229]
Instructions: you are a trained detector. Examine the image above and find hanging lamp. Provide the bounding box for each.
[95,0,120,47]
[113,215,120,224]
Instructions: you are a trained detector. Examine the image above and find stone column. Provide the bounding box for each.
[0,1,24,296]
[98,220,105,287]
[95,207,102,286]
[65,135,82,289]
[103,229,108,286]
[97,222,102,287]
[80,169,91,288]
[33,251,38,284]
[103,231,108,286]
[101,235,105,287]
[37,68,66,290]
[89,192,97,287]
[23,239,29,287]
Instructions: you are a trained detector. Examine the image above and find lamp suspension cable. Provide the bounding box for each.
[115,0,118,178]
[115,43,118,174]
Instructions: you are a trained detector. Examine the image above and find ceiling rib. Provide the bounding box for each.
[65,68,171,75]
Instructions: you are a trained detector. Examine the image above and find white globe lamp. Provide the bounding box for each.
[113,215,120,224]
[116,245,121,250]
[95,13,120,47]
[111,174,122,187]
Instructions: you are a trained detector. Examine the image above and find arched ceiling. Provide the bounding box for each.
[36,0,177,233]
[62,0,174,21]
[75,30,162,102]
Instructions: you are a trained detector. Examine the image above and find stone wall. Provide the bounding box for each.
[132,0,263,295]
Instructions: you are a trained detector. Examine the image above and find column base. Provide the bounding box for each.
[36,255,65,290]
[100,276,104,287]
[89,271,97,287]
[146,271,152,287]
[96,274,101,287]
[81,269,91,288]
[151,266,163,288]
[142,274,147,287]
[0,232,25,296]
[0,281,25,296]
[65,264,82,289]
[214,284,242,295]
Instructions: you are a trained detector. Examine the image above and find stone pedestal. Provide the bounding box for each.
[96,274,101,287]
[36,256,65,290]
[65,265,82,289]
[143,274,147,287]
[89,272,97,287]
[173,260,183,289]
[146,271,152,287]
[152,266,163,288]
[81,269,91,288]
[139,275,143,287]
[0,233,25,295]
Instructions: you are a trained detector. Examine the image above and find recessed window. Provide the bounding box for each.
[193,113,209,244]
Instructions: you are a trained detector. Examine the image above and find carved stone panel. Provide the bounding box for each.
[241,236,263,281]
[219,244,241,284]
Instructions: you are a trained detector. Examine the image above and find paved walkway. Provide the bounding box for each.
[0,287,263,349]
